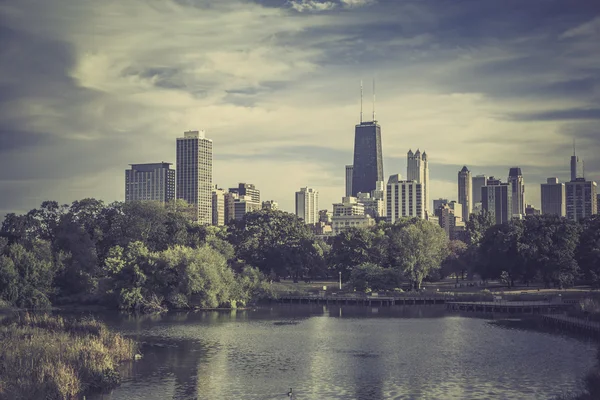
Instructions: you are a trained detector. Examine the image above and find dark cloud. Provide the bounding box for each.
[507,108,600,122]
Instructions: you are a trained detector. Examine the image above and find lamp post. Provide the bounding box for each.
[339,271,342,290]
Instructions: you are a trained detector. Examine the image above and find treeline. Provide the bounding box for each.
[1,199,599,310]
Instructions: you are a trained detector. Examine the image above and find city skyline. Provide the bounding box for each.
[1,1,600,217]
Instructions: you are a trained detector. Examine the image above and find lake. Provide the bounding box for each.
[85,305,596,400]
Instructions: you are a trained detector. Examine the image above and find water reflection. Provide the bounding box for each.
[87,305,595,400]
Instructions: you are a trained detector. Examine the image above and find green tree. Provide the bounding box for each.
[348,262,401,292]
[329,225,387,280]
[577,215,600,286]
[441,240,469,282]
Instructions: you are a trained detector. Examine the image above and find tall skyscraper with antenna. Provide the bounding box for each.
[571,140,582,182]
[351,79,383,197]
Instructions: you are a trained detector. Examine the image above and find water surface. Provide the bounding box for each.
[85,305,595,400]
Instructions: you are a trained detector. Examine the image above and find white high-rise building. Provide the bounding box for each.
[541,178,565,217]
[458,166,472,220]
[176,130,213,224]
[345,165,353,197]
[386,174,424,223]
[295,187,319,224]
[211,186,225,226]
[407,149,429,212]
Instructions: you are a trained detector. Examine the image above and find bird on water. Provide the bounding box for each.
[288,388,293,398]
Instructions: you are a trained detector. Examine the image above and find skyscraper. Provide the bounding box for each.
[407,149,429,212]
[211,186,225,226]
[565,178,598,221]
[508,167,525,217]
[176,130,212,224]
[229,183,260,204]
[125,162,175,203]
[458,166,472,221]
[345,165,353,197]
[351,121,383,197]
[295,187,319,224]
[472,175,487,204]
[386,174,424,223]
[541,177,565,217]
[571,142,582,182]
[482,180,512,225]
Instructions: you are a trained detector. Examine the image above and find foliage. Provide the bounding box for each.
[0,313,136,400]
[577,215,600,287]
[348,262,401,292]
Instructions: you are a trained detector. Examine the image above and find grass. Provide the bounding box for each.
[0,313,138,400]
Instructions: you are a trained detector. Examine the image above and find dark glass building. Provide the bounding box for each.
[351,121,383,196]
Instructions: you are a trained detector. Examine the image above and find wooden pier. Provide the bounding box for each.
[541,314,600,335]
[446,300,572,314]
[278,295,446,306]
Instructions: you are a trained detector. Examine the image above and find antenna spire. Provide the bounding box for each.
[573,138,576,156]
[372,78,376,122]
[360,80,363,124]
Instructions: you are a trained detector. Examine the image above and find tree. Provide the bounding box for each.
[441,240,469,282]
[477,221,527,287]
[329,225,387,280]
[388,219,448,289]
[465,210,494,247]
[348,262,401,292]
[577,215,600,286]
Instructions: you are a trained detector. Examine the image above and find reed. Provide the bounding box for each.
[0,313,137,400]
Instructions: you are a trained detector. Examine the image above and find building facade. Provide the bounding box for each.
[386,174,424,223]
[233,195,261,221]
[571,147,583,182]
[565,178,598,221]
[262,200,278,211]
[345,165,353,197]
[407,150,429,212]
[458,166,472,221]
[351,121,383,196]
[229,183,260,204]
[482,182,512,225]
[541,177,566,217]
[176,130,213,224]
[125,162,175,203]
[295,187,319,224]
[472,175,487,205]
[436,201,465,240]
[508,167,525,217]
[211,186,225,226]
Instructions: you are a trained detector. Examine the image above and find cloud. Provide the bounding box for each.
[289,0,336,12]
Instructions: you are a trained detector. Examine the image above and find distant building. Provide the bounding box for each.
[295,187,319,224]
[525,204,541,216]
[331,196,373,235]
[357,181,386,219]
[407,150,429,212]
[508,167,525,217]
[229,183,260,204]
[333,196,365,216]
[571,145,583,182]
[211,186,225,226]
[386,174,424,223]
[458,166,472,221]
[541,177,566,217]
[262,200,278,211]
[565,178,598,221]
[176,130,213,224]
[351,121,383,197]
[125,162,175,203]
[224,192,238,224]
[233,195,261,221]
[436,201,465,240]
[318,209,332,224]
[482,180,512,225]
[345,165,353,197]
[433,198,449,212]
[472,175,487,204]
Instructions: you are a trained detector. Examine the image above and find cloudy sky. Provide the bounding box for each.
[1,0,599,216]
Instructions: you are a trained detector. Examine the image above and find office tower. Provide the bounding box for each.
[487,176,501,186]
[331,196,374,235]
[351,80,384,196]
[345,165,353,197]
[319,209,332,224]
[436,201,465,240]
[433,198,449,211]
[224,192,238,224]
[407,149,429,212]
[357,180,385,219]
[482,180,512,225]
[386,174,424,223]
[525,204,541,216]
[125,162,175,203]
[508,167,525,217]
[233,195,261,221]
[541,177,566,217]
[565,178,598,221]
[458,166,472,221]
[229,183,260,204]
[571,142,583,181]
[295,187,319,224]
[472,175,487,204]
[262,200,278,211]
[176,130,212,224]
[211,187,225,226]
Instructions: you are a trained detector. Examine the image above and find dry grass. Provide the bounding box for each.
[0,313,137,400]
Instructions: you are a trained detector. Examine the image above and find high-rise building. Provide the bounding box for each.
[482,180,512,225]
[345,165,353,197]
[233,195,261,221]
[571,142,583,182]
[565,178,598,221]
[433,198,449,212]
[125,162,175,203]
[176,130,212,224]
[262,200,278,211]
[541,177,566,217]
[351,121,383,197]
[386,174,424,223]
[319,209,332,224]
[211,186,225,226]
[508,167,525,217]
[436,201,464,240]
[407,150,429,212]
[356,180,386,219]
[331,196,374,235]
[229,183,260,204]
[224,192,238,224]
[472,175,487,204]
[458,166,472,221]
[525,204,541,216]
[295,187,319,224]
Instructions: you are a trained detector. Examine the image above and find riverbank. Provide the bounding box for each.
[0,313,138,400]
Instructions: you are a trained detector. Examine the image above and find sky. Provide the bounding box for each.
[1,0,599,217]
